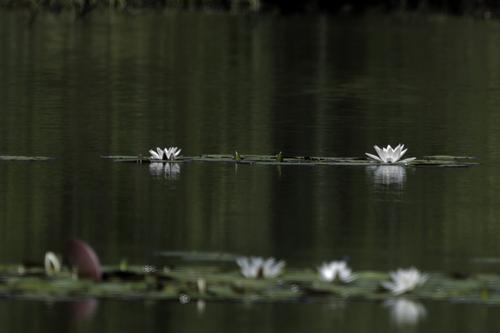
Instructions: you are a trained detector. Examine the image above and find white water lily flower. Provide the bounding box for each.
[366,144,416,164]
[44,251,61,276]
[236,256,285,279]
[382,267,428,295]
[318,261,356,283]
[149,147,182,161]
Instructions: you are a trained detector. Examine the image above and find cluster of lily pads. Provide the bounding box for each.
[4,237,496,329]
[149,144,416,165]
[41,239,428,297]
[235,256,428,296]
[37,250,430,325]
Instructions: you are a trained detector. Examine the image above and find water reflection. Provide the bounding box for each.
[1,297,497,333]
[68,298,98,323]
[149,162,181,179]
[384,298,427,326]
[196,299,206,315]
[326,298,346,312]
[367,165,407,187]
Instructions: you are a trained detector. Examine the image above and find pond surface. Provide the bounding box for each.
[1,298,499,333]
[1,10,500,332]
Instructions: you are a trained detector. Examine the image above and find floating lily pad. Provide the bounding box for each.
[104,154,478,167]
[0,155,52,161]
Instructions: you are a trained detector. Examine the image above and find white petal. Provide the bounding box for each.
[156,147,164,158]
[382,281,396,292]
[374,146,386,162]
[340,272,356,283]
[149,150,161,160]
[394,145,402,157]
[236,257,256,278]
[236,257,248,269]
[366,152,382,162]
[418,274,429,285]
[164,148,172,160]
[319,267,334,281]
[264,260,285,278]
[390,146,401,163]
[380,146,391,163]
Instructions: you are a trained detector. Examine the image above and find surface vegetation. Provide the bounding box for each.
[1,262,499,304]
[107,154,479,167]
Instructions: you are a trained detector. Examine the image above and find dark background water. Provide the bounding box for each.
[1,10,500,331]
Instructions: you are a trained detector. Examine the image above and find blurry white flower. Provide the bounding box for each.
[382,268,428,295]
[384,298,427,325]
[318,261,356,283]
[179,294,190,304]
[236,257,285,279]
[197,278,206,294]
[149,147,181,161]
[366,144,415,164]
[44,251,61,276]
[143,265,157,273]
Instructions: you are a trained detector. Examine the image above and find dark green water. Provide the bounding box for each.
[1,298,500,332]
[2,10,500,332]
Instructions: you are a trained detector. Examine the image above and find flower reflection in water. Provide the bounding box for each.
[149,162,181,179]
[197,300,206,315]
[384,298,427,326]
[367,165,407,187]
[69,298,99,323]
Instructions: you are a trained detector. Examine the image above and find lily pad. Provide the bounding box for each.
[0,155,52,161]
[1,262,500,304]
[104,154,478,167]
